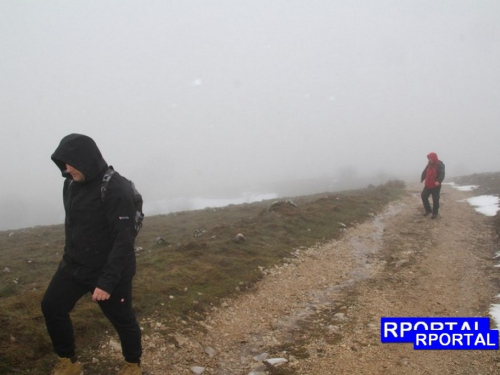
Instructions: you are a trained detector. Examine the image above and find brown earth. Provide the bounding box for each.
[103,182,500,374]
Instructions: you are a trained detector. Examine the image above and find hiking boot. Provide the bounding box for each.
[431,214,438,219]
[423,211,432,217]
[117,361,141,375]
[51,357,83,375]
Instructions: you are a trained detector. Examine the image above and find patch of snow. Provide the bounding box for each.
[446,182,479,191]
[144,193,278,217]
[462,195,499,217]
[490,299,500,330]
[457,185,479,191]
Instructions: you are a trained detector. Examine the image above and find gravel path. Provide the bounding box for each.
[106,182,500,374]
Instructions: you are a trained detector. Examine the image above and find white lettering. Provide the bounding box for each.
[415,334,427,346]
[487,333,496,346]
[428,333,439,345]
[445,322,457,330]
[431,322,444,331]
[439,333,451,346]
[475,334,486,346]
[452,334,464,346]
[463,333,474,345]
[383,319,498,349]
[384,322,398,338]
[401,322,413,337]
[460,322,471,331]
[414,321,429,332]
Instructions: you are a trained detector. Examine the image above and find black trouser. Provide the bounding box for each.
[41,267,142,363]
[421,185,441,215]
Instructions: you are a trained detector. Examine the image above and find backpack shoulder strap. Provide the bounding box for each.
[101,166,116,202]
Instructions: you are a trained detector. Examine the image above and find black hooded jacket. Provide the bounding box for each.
[51,134,137,294]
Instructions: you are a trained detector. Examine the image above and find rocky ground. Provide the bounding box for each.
[102,182,500,374]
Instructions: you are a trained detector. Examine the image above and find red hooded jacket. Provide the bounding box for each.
[421,152,445,189]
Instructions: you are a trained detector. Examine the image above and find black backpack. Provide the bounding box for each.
[101,166,144,236]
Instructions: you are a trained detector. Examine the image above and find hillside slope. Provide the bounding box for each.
[133,182,500,374]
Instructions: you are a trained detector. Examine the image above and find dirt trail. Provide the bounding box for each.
[135,183,500,374]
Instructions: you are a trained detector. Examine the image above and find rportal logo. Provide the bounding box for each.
[381,317,499,350]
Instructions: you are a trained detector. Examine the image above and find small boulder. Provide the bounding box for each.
[109,338,121,352]
[190,366,205,374]
[264,358,288,367]
[204,346,217,358]
[234,233,245,243]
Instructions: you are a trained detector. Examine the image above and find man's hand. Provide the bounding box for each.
[435,181,440,187]
[92,287,110,301]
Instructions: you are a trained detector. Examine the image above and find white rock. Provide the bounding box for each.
[174,335,189,347]
[265,358,288,366]
[248,366,267,375]
[204,346,216,358]
[109,338,121,351]
[190,366,205,374]
[253,353,268,361]
[234,233,245,243]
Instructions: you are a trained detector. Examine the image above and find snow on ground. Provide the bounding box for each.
[448,182,499,217]
[464,195,500,217]
[444,182,479,192]
[449,182,500,329]
[143,192,279,216]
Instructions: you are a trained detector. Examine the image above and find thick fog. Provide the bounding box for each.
[1,1,499,231]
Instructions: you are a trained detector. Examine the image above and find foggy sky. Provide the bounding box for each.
[1,1,500,230]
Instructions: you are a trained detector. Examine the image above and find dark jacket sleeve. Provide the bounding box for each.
[96,176,136,294]
[421,166,427,182]
[437,161,445,183]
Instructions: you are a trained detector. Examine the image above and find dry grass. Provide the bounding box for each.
[0,181,406,374]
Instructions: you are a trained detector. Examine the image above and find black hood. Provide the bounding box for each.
[51,134,108,182]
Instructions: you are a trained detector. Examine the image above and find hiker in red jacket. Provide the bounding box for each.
[420,152,446,219]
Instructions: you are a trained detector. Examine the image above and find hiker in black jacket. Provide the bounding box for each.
[41,134,142,375]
